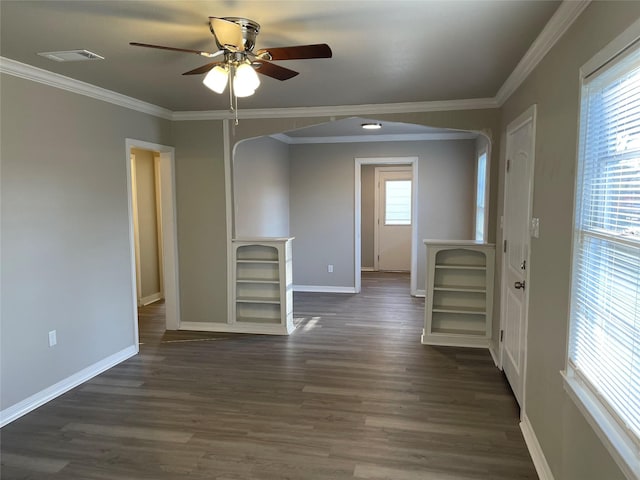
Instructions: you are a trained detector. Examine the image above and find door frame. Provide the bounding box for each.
[126,139,181,339]
[498,104,536,410]
[374,166,413,272]
[354,157,418,294]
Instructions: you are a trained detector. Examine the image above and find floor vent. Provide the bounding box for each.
[37,50,104,62]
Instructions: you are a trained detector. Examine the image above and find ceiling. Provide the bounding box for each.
[0,1,561,112]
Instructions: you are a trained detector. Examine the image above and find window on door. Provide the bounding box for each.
[384,180,412,225]
[566,40,640,475]
[475,151,487,241]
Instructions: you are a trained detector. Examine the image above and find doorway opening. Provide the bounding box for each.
[355,157,419,295]
[126,139,180,346]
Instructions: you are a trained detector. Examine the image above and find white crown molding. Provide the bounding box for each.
[0,56,173,120]
[271,131,478,145]
[495,0,591,106]
[171,98,499,121]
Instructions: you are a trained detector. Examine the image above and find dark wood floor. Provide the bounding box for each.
[1,272,537,479]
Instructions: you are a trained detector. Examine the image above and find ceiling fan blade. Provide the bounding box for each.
[252,60,299,81]
[209,17,244,52]
[255,44,332,61]
[129,42,222,58]
[182,62,224,76]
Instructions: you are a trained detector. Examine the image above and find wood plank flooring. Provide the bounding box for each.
[0,272,537,479]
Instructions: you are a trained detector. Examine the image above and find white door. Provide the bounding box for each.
[501,106,536,407]
[376,169,412,271]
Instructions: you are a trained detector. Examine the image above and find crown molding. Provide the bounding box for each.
[270,131,478,145]
[495,0,591,106]
[171,98,499,121]
[0,56,173,120]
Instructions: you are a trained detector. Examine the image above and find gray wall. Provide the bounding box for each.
[172,120,228,324]
[496,2,640,479]
[234,136,290,238]
[361,165,376,269]
[289,140,476,290]
[0,74,171,410]
[132,148,161,299]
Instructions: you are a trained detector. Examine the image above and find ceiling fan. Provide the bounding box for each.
[130,17,332,108]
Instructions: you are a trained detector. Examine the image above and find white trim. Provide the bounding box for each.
[0,345,137,427]
[271,132,478,145]
[520,414,555,480]
[224,120,234,326]
[361,267,376,272]
[154,155,165,298]
[293,285,358,294]
[489,345,500,368]
[0,57,173,120]
[180,321,294,335]
[355,157,419,296]
[140,292,163,306]
[130,153,143,306]
[562,371,640,480]
[172,98,498,121]
[126,140,180,331]
[495,0,591,105]
[414,289,426,298]
[580,16,640,78]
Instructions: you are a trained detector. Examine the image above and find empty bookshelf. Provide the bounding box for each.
[423,240,495,348]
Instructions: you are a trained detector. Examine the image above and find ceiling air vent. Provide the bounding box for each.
[37,50,104,62]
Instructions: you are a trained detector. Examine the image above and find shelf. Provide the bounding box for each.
[432,305,486,315]
[236,259,279,264]
[433,285,487,293]
[232,238,294,335]
[236,296,280,304]
[237,278,280,284]
[423,243,494,347]
[431,327,486,336]
[435,264,486,271]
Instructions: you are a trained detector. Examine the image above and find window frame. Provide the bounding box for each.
[474,147,489,242]
[564,19,640,480]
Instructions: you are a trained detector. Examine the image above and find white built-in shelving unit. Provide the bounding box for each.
[422,240,495,348]
[232,237,294,335]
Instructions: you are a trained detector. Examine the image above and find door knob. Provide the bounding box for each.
[514,281,526,290]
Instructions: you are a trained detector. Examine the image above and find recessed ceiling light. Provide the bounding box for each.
[37,50,104,62]
[361,122,382,130]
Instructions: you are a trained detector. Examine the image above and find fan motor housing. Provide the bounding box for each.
[210,17,260,52]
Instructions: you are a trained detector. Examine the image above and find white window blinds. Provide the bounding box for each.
[569,44,640,449]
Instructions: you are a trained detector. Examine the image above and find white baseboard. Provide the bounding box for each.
[180,321,294,335]
[520,413,555,480]
[489,345,501,368]
[293,285,357,294]
[0,344,138,427]
[361,267,376,272]
[139,292,163,306]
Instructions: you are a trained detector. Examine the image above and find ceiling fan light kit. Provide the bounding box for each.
[130,16,332,123]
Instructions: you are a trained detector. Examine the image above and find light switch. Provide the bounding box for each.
[531,217,540,238]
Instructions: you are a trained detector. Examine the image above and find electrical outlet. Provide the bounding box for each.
[328,264,334,273]
[48,330,57,347]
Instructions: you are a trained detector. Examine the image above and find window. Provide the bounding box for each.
[475,151,487,241]
[385,180,412,225]
[566,40,640,477]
